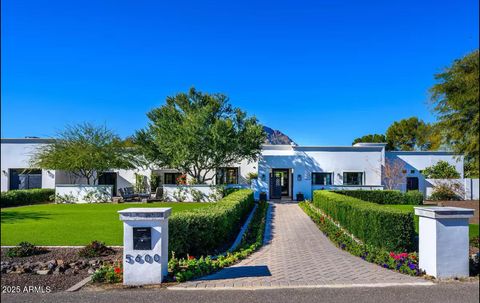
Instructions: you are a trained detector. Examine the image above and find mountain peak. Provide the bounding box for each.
[263,126,295,145]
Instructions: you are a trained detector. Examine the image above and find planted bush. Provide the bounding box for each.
[333,190,423,205]
[1,189,55,208]
[6,242,47,257]
[92,261,123,283]
[78,241,115,258]
[313,191,416,251]
[169,189,255,257]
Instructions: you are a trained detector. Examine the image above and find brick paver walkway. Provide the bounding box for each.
[171,202,430,289]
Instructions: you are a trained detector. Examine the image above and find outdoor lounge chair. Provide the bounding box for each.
[119,187,138,201]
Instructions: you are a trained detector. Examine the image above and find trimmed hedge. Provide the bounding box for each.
[333,190,423,205]
[1,189,55,208]
[313,191,416,251]
[299,202,421,276]
[169,189,254,257]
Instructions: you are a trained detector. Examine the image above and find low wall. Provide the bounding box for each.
[163,185,217,202]
[55,185,113,203]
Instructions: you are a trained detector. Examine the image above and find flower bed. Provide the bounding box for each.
[333,190,423,205]
[299,201,421,276]
[313,191,416,251]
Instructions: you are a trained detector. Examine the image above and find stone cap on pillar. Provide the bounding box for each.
[118,208,172,221]
[414,207,474,219]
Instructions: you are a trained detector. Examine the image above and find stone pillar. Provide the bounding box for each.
[118,207,171,285]
[414,207,474,278]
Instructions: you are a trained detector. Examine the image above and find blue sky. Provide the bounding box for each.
[1,0,478,145]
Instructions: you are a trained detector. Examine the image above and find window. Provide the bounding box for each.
[312,173,332,185]
[343,172,363,185]
[164,173,182,185]
[9,169,42,190]
[216,167,239,184]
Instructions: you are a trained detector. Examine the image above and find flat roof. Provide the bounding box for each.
[386,151,460,156]
[262,144,384,152]
[1,138,55,144]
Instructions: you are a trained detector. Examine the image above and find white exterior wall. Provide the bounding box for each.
[1,140,56,192]
[386,152,464,195]
[465,178,479,200]
[1,139,468,202]
[257,145,384,200]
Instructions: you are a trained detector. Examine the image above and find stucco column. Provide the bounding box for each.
[414,207,474,278]
[118,207,171,285]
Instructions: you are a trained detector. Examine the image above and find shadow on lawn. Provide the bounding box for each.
[1,211,52,224]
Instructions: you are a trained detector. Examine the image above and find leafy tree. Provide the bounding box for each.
[31,123,136,184]
[422,160,461,179]
[352,134,387,146]
[430,49,479,177]
[385,117,435,151]
[135,88,266,184]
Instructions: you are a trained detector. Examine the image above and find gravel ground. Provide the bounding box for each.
[1,248,122,292]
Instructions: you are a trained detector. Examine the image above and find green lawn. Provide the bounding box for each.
[385,205,479,239]
[1,202,210,246]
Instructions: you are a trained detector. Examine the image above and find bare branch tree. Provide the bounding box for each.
[382,158,406,190]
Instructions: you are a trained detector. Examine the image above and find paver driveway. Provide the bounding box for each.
[171,202,430,289]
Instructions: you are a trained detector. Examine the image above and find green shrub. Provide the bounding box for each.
[429,183,463,201]
[78,241,115,258]
[333,190,423,205]
[313,191,416,251]
[404,191,424,205]
[6,242,46,257]
[169,189,255,257]
[169,200,268,282]
[0,189,55,208]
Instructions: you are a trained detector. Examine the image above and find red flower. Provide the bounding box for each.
[114,267,122,274]
[188,255,195,260]
[389,252,395,257]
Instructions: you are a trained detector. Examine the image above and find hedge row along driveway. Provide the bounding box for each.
[333,190,424,205]
[312,191,416,252]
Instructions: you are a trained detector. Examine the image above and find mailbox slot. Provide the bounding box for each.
[133,227,152,250]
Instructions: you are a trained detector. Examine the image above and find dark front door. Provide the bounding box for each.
[270,169,289,199]
[98,172,118,196]
[406,177,419,191]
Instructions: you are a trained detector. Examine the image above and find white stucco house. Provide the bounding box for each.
[1,138,475,201]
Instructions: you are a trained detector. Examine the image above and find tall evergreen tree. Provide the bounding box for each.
[430,50,479,177]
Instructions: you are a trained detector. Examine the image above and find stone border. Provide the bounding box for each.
[170,281,434,290]
[66,276,93,292]
[227,204,259,252]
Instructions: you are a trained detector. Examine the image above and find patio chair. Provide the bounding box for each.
[148,187,164,202]
[119,187,138,201]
